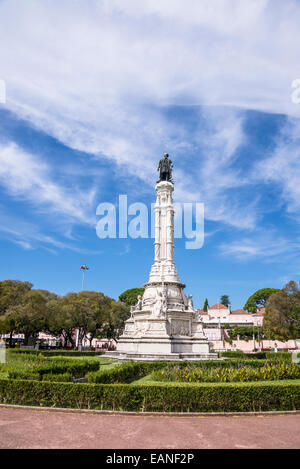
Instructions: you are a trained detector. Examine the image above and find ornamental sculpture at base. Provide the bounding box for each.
[106,154,218,361]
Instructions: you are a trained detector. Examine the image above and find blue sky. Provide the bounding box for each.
[0,0,299,310]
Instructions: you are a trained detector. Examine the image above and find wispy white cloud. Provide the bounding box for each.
[0,0,299,171]
[219,231,300,261]
[254,118,300,218]
[0,209,103,254]
[174,109,260,229]
[0,0,299,254]
[0,142,97,225]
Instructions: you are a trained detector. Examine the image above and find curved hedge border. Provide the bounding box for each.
[0,378,299,412]
[8,359,100,381]
[87,359,287,384]
[220,351,298,361]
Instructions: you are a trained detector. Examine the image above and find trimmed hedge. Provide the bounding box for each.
[220,351,294,361]
[9,349,104,357]
[0,378,299,412]
[7,357,101,381]
[220,351,266,359]
[88,361,165,384]
[87,359,287,384]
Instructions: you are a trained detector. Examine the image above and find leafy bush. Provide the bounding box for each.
[220,351,293,361]
[87,359,274,384]
[7,356,100,381]
[41,373,74,382]
[152,362,300,383]
[266,352,292,361]
[220,351,267,359]
[88,361,165,383]
[0,378,298,412]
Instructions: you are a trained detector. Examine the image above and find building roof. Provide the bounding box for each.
[209,303,228,310]
[231,309,250,315]
[253,307,265,317]
[198,309,208,315]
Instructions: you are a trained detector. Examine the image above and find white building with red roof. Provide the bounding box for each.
[197,302,299,352]
[198,302,264,345]
[199,303,263,326]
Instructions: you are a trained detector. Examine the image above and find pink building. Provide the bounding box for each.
[199,303,298,352]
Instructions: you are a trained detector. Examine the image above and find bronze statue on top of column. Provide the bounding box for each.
[157,153,174,183]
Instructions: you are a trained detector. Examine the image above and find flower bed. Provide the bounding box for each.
[151,362,300,383]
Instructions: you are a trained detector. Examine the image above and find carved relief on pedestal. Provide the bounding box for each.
[171,319,190,336]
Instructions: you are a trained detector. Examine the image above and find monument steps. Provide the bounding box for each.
[105,351,218,362]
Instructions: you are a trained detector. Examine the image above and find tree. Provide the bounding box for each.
[119,288,145,306]
[220,295,230,307]
[0,289,54,345]
[102,300,130,347]
[0,280,33,345]
[76,291,111,348]
[47,296,77,348]
[48,291,111,349]
[244,288,280,313]
[0,280,33,315]
[203,298,209,312]
[263,281,300,341]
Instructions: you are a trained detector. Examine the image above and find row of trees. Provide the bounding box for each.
[0,279,299,346]
[0,280,130,347]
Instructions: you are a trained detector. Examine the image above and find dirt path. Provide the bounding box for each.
[0,407,299,449]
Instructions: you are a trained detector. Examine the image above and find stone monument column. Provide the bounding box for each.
[107,153,216,361]
[148,180,180,284]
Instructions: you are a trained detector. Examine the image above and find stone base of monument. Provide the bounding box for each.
[105,309,218,362]
[105,352,218,362]
[105,350,218,362]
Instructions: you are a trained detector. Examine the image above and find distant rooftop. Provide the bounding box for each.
[231,309,249,315]
[209,303,228,310]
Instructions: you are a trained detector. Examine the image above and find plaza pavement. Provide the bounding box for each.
[0,407,299,449]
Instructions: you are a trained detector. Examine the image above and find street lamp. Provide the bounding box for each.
[77,265,90,351]
[80,264,89,291]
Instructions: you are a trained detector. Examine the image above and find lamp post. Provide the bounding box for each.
[76,265,90,351]
[80,264,89,291]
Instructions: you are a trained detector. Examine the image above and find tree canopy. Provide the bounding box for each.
[203,298,209,312]
[220,295,230,307]
[0,289,56,345]
[0,280,33,315]
[0,279,131,348]
[244,288,280,313]
[119,288,145,306]
[264,281,300,341]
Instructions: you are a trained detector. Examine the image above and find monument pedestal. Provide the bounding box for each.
[106,172,217,361]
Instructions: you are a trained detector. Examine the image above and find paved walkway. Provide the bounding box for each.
[0,407,299,449]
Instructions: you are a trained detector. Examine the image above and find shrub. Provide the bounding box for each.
[7,357,100,381]
[152,362,300,383]
[0,378,298,412]
[266,352,292,361]
[87,359,273,384]
[220,351,267,359]
[42,373,74,382]
[88,361,165,384]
